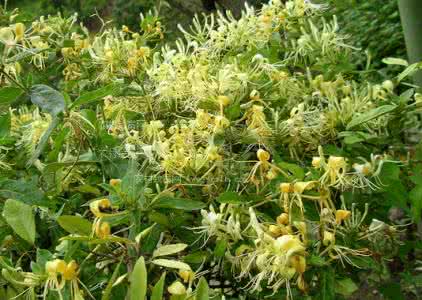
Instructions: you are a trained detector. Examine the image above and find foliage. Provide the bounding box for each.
[0,0,421,299]
[326,0,406,68]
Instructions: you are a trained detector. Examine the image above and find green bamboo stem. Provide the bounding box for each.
[398,0,422,87]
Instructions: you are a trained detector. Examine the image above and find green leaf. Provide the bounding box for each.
[71,84,119,108]
[0,114,11,138]
[308,255,327,267]
[382,57,408,66]
[153,243,188,258]
[183,251,209,264]
[151,259,191,270]
[30,84,65,116]
[195,277,209,300]
[151,272,166,300]
[0,87,23,106]
[57,215,92,236]
[335,278,358,297]
[278,161,305,180]
[2,199,35,244]
[44,160,98,172]
[318,267,335,300]
[0,179,49,207]
[153,196,205,211]
[129,256,147,300]
[409,185,422,221]
[346,105,396,129]
[214,239,227,258]
[397,62,421,82]
[62,39,75,48]
[216,191,243,204]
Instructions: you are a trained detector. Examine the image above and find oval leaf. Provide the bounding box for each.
[57,215,92,236]
[152,259,191,271]
[153,243,188,258]
[0,87,23,106]
[153,196,205,211]
[2,199,35,244]
[196,277,209,300]
[129,256,147,300]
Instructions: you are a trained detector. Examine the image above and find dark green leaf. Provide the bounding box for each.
[216,191,243,204]
[409,185,422,221]
[0,179,49,207]
[346,105,396,129]
[153,196,205,211]
[0,87,23,106]
[71,84,119,108]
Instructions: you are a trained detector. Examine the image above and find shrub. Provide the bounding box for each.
[0,0,420,299]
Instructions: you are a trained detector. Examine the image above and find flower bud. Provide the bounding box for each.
[297,274,306,291]
[268,225,282,237]
[382,80,394,92]
[279,183,291,193]
[277,213,289,225]
[312,157,322,168]
[178,269,194,283]
[257,149,270,162]
[14,23,25,41]
[109,179,121,187]
[217,95,231,107]
[323,231,335,246]
[168,281,186,295]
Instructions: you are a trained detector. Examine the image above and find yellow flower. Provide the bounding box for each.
[312,157,322,168]
[276,234,305,254]
[45,259,66,276]
[62,260,78,281]
[335,210,351,224]
[178,269,195,283]
[257,149,270,162]
[290,255,306,274]
[90,199,111,218]
[14,23,25,41]
[95,221,111,239]
[109,179,121,187]
[279,183,292,193]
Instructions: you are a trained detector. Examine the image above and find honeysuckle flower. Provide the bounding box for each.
[95,221,111,239]
[335,210,351,224]
[89,199,112,218]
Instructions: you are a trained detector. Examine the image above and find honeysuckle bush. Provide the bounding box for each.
[0,0,421,299]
